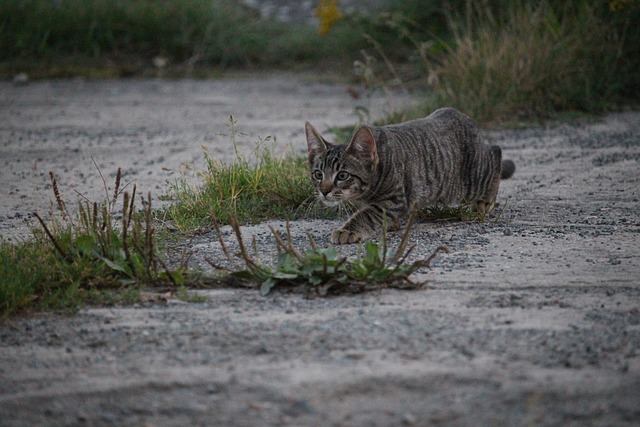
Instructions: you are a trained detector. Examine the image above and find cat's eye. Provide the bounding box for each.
[336,171,350,181]
[312,170,323,180]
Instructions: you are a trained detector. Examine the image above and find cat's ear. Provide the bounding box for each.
[347,126,378,166]
[305,122,332,163]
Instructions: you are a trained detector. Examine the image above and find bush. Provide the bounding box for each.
[364,0,640,122]
[0,0,403,74]
[1,0,278,66]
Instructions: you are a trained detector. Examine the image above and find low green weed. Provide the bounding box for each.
[214,213,448,297]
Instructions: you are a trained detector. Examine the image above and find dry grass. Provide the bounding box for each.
[360,1,639,123]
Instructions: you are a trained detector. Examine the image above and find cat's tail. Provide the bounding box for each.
[491,145,516,179]
[501,160,516,179]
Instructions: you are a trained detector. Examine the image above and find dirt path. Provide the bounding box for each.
[1,77,639,426]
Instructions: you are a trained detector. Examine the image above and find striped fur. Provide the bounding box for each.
[305,108,515,244]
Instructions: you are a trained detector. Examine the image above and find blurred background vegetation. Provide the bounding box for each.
[1,0,638,122]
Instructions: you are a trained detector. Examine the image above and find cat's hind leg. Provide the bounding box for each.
[475,200,495,215]
[474,145,503,215]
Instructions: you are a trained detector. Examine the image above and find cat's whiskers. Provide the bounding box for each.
[296,194,325,218]
[337,199,359,218]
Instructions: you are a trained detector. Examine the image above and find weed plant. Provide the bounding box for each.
[419,205,484,223]
[0,168,185,317]
[212,213,448,297]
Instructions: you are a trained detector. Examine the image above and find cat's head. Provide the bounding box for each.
[305,122,379,207]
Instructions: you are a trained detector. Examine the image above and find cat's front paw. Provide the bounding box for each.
[331,228,369,244]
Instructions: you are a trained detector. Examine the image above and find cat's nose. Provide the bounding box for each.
[319,182,332,197]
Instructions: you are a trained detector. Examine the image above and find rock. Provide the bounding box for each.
[13,72,29,85]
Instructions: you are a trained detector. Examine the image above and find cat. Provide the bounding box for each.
[305,107,515,244]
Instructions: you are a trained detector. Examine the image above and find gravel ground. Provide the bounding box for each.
[1,76,639,426]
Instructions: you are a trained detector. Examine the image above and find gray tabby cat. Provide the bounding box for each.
[305,107,515,244]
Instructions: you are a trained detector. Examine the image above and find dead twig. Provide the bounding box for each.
[33,212,67,259]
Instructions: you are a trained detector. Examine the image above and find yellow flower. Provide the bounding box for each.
[316,0,343,36]
[609,0,636,11]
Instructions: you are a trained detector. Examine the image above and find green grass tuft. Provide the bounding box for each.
[0,240,48,317]
[166,119,331,232]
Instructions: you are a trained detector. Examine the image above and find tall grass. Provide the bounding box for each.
[362,0,640,122]
[430,1,636,121]
[0,0,394,76]
[1,0,299,69]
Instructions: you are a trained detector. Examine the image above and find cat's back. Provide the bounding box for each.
[372,107,479,154]
[423,107,478,135]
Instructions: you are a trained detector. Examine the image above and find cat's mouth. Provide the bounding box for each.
[320,197,341,207]
[323,201,341,208]
[318,193,342,207]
